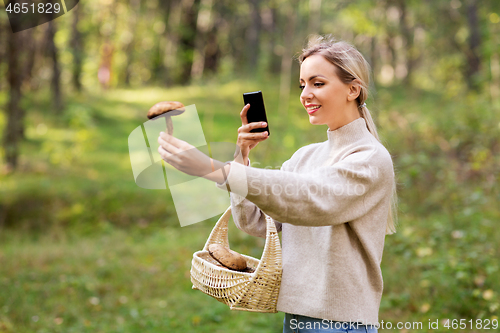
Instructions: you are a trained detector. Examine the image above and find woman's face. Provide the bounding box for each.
[299,54,359,130]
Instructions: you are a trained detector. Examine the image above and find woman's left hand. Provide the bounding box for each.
[158,132,213,178]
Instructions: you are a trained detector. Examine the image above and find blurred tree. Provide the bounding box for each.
[190,0,214,81]
[163,0,181,86]
[45,21,63,113]
[465,0,482,91]
[307,0,321,35]
[203,1,222,75]
[489,9,500,101]
[384,2,398,81]
[155,0,171,84]
[0,20,4,61]
[97,0,117,88]
[369,36,377,81]
[177,0,201,85]
[70,3,84,92]
[4,30,28,171]
[22,27,36,88]
[394,0,415,87]
[123,0,140,86]
[428,0,491,93]
[224,1,247,76]
[266,4,282,74]
[246,0,262,73]
[278,0,299,121]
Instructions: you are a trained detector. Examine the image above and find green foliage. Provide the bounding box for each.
[376,85,500,329]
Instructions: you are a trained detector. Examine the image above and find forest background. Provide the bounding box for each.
[0,0,499,332]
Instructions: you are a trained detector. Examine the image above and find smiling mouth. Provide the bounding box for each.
[307,105,321,114]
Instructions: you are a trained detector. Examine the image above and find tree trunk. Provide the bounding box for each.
[150,0,167,83]
[0,20,6,92]
[0,204,6,229]
[203,9,221,74]
[18,29,35,141]
[23,29,36,90]
[490,53,500,101]
[465,0,481,91]
[396,0,414,87]
[163,0,182,86]
[156,0,173,84]
[4,31,25,171]
[46,21,63,113]
[369,35,377,84]
[71,3,84,92]
[278,1,298,121]
[386,34,397,74]
[268,6,281,74]
[307,0,321,34]
[123,0,141,86]
[177,0,201,85]
[191,0,214,80]
[246,0,262,73]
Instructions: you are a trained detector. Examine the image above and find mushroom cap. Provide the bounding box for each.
[147,101,185,119]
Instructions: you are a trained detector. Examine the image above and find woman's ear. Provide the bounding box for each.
[347,80,362,102]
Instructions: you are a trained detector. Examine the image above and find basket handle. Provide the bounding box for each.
[253,213,282,274]
[202,205,231,251]
[202,206,281,258]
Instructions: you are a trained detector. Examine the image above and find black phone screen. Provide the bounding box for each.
[243,91,270,135]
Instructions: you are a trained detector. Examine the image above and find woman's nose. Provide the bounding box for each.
[300,86,313,100]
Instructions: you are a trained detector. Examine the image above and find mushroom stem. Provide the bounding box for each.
[165,116,174,135]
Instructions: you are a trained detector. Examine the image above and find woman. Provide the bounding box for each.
[158,36,397,333]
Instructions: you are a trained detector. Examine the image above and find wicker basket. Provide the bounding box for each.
[190,206,282,313]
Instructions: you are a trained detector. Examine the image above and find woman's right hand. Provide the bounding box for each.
[235,104,269,166]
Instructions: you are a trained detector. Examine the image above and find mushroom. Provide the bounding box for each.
[208,244,248,271]
[147,101,185,135]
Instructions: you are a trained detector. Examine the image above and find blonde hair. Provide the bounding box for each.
[298,35,398,235]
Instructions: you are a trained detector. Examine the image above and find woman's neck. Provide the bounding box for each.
[327,102,360,131]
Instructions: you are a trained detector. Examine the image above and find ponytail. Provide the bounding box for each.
[359,105,398,235]
[359,105,379,141]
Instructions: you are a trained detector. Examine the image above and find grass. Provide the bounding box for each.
[0,78,499,332]
[0,226,282,333]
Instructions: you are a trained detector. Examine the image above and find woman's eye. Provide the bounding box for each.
[299,85,305,90]
[314,82,324,87]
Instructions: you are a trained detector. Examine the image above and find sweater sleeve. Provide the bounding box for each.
[216,145,394,227]
[215,158,288,238]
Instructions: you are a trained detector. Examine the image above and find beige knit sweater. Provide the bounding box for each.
[215,117,394,325]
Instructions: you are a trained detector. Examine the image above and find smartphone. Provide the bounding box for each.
[243,91,270,135]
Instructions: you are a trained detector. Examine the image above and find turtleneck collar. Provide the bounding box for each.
[326,117,371,149]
